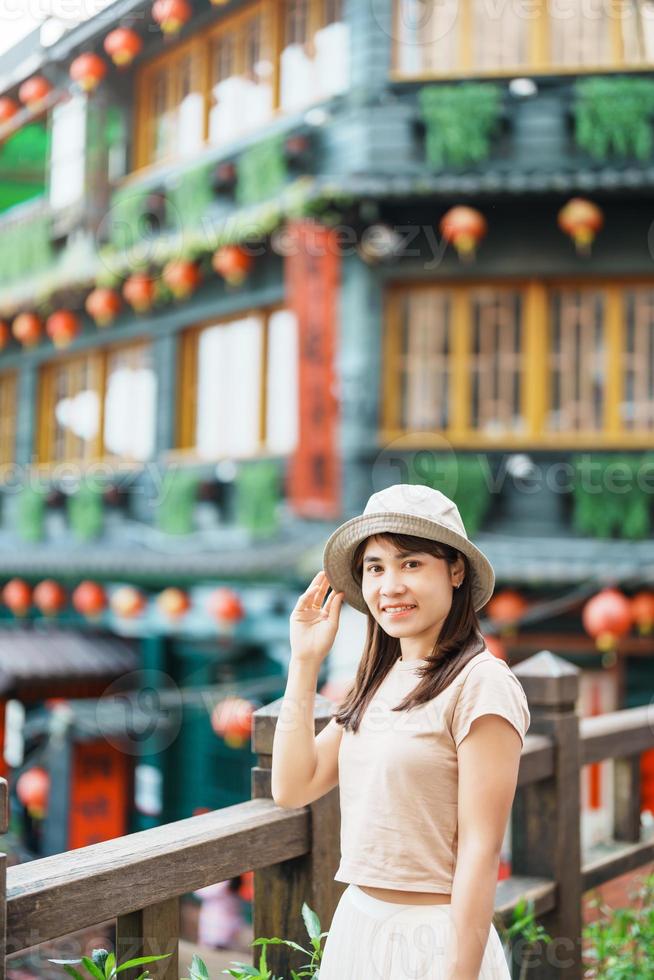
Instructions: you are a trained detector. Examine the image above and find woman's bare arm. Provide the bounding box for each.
[271,570,344,808]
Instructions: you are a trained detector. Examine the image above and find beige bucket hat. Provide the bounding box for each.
[322,484,495,614]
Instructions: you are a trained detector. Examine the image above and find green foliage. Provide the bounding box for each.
[235,460,281,538]
[497,896,553,979]
[405,452,493,536]
[217,901,327,978]
[49,945,172,980]
[583,871,654,978]
[573,76,654,161]
[156,469,200,535]
[67,483,104,541]
[418,83,503,169]
[109,186,151,252]
[571,454,654,540]
[0,123,47,213]
[167,162,215,233]
[17,484,45,542]
[0,203,53,286]
[236,135,287,206]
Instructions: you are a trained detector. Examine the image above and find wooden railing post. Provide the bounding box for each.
[0,777,7,980]
[251,693,343,976]
[116,899,179,980]
[512,651,582,980]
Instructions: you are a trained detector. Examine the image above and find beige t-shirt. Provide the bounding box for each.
[334,648,531,893]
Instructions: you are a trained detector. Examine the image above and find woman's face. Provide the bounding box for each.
[360,535,465,642]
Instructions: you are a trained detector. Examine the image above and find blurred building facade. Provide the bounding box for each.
[0,0,652,848]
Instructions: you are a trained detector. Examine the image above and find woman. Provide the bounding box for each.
[272,484,530,979]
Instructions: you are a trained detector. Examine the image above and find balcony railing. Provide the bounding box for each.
[1,651,653,979]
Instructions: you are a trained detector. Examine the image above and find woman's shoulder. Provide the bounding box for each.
[455,646,526,695]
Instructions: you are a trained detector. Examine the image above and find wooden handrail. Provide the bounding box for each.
[1,651,653,980]
[7,799,308,952]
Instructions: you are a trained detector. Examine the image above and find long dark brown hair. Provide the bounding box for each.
[331,532,486,733]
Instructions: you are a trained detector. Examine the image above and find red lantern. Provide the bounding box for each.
[207,587,245,624]
[152,0,192,35]
[46,310,80,349]
[582,587,633,652]
[486,589,529,636]
[85,287,122,327]
[631,591,654,635]
[18,75,52,109]
[34,579,67,617]
[163,260,201,300]
[211,696,254,748]
[72,581,107,619]
[440,206,487,261]
[0,97,19,124]
[123,273,156,313]
[3,578,32,616]
[111,585,146,618]
[484,634,507,662]
[157,587,190,620]
[16,767,50,819]
[12,312,41,347]
[104,27,143,67]
[211,246,253,286]
[69,53,107,92]
[238,870,254,902]
[558,197,604,256]
[0,320,11,350]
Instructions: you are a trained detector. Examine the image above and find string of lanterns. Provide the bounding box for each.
[0,245,255,351]
[484,586,654,658]
[0,577,246,626]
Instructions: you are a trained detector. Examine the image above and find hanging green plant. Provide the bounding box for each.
[16,484,46,542]
[67,483,104,541]
[406,452,492,536]
[573,76,654,161]
[156,468,200,535]
[235,459,282,538]
[166,161,215,233]
[108,186,151,252]
[418,83,503,169]
[0,207,53,287]
[236,134,287,206]
[571,453,654,539]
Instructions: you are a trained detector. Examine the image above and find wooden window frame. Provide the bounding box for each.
[37,339,154,466]
[382,278,654,450]
[133,0,342,171]
[176,305,283,461]
[0,371,17,469]
[390,0,651,80]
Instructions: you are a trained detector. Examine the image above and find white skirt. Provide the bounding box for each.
[318,884,511,980]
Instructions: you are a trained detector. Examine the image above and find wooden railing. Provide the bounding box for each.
[1,650,652,980]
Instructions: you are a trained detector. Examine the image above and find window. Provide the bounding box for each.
[383,280,654,446]
[136,38,206,166]
[0,372,17,467]
[178,307,299,459]
[208,3,275,147]
[280,0,348,111]
[38,342,156,464]
[135,0,349,167]
[393,0,654,77]
[470,288,524,435]
[49,94,86,210]
[623,287,654,430]
[548,288,605,432]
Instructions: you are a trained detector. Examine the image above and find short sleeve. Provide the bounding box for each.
[451,659,530,750]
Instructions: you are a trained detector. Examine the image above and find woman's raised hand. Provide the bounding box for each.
[289,570,344,666]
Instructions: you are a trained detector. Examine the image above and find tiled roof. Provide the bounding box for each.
[0,627,138,693]
[0,524,329,584]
